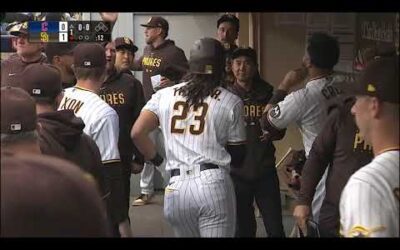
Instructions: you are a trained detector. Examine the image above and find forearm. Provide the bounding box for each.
[132,132,157,161]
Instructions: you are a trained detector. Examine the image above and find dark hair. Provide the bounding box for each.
[74,66,105,81]
[307,32,339,70]
[179,73,221,107]
[217,14,239,33]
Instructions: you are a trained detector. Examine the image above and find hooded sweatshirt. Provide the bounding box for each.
[37,109,106,196]
[138,39,188,101]
[228,77,277,181]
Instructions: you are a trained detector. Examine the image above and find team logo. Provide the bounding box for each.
[270,105,281,118]
[124,37,131,45]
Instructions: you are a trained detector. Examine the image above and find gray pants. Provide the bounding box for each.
[139,128,167,194]
[164,167,236,237]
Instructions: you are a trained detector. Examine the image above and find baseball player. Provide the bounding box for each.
[57,43,124,237]
[227,47,285,237]
[99,40,145,236]
[114,37,138,75]
[132,16,189,206]
[340,55,399,237]
[131,37,247,237]
[260,32,343,222]
[1,21,47,87]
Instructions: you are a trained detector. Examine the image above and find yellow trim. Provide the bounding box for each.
[74,85,97,94]
[347,225,386,238]
[227,140,247,145]
[102,159,121,164]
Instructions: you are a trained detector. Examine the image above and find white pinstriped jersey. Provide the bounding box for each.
[267,75,343,156]
[58,86,120,164]
[143,82,246,172]
[340,150,399,237]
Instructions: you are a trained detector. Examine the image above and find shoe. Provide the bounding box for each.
[132,193,153,206]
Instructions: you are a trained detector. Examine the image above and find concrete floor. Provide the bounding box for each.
[129,172,296,237]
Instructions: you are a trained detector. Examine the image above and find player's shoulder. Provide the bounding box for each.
[218,86,242,103]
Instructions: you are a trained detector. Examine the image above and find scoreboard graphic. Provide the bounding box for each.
[28,21,112,43]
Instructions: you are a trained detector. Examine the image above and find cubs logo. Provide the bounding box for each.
[269,105,281,118]
[124,37,131,45]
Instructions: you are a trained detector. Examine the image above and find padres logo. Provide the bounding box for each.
[124,37,131,45]
[270,105,281,118]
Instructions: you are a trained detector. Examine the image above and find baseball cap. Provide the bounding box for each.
[73,43,106,68]
[231,47,257,65]
[351,55,399,104]
[45,42,77,62]
[1,86,37,134]
[19,63,62,101]
[217,14,240,32]
[1,153,110,237]
[7,21,28,36]
[141,16,169,33]
[114,37,138,53]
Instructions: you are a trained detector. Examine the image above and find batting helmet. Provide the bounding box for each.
[189,37,225,77]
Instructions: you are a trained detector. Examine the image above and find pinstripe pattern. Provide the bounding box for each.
[340,151,399,237]
[145,82,245,237]
[58,87,120,162]
[267,75,343,222]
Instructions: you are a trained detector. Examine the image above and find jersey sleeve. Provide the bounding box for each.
[267,88,305,130]
[92,113,121,164]
[340,177,389,237]
[227,100,247,145]
[142,89,162,119]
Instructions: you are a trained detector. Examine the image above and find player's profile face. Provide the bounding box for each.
[144,27,160,44]
[14,34,43,58]
[351,96,372,141]
[105,42,116,68]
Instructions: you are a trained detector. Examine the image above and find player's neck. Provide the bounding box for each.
[2,141,41,155]
[36,104,56,115]
[19,52,42,64]
[235,79,252,92]
[152,37,165,49]
[76,80,101,94]
[308,68,332,81]
[371,123,400,157]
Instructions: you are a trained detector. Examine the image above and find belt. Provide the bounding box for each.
[170,163,219,177]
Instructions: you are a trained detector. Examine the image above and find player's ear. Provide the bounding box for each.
[370,97,383,119]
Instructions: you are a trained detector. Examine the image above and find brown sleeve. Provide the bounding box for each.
[131,78,146,165]
[164,48,189,82]
[131,55,143,71]
[296,108,340,205]
[259,111,287,140]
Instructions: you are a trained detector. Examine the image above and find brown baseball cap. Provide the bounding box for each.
[231,47,258,65]
[1,86,37,134]
[141,16,169,33]
[114,37,138,53]
[73,43,106,68]
[7,21,28,36]
[1,153,110,237]
[352,55,399,104]
[19,63,62,101]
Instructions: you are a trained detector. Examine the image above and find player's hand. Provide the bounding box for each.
[130,162,144,174]
[154,76,174,91]
[278,67,308,92]
[293,205,311,233]
[263,104,274,114]
[99,12,119,24]
[259,129,271,142]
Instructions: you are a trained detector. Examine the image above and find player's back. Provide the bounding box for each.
[341,150,399,237]
[58,86,118,136]
[150,82,245,171]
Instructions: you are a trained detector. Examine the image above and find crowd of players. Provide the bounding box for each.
[1,12,398,238]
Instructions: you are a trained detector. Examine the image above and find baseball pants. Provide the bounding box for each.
[139,128,166,194]
[164,167,236,237]
[231,168,285,237]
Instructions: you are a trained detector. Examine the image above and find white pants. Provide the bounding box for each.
[139,128,166,194]
[311,167,328,223]
[164,167,236,237]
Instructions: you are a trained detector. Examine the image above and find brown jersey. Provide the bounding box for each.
[37,109,106,196]
[1,53,47,87]
[137,39,188,101]
[228,78,277,181]
[99,69,145,166]
[298,95,373,207]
